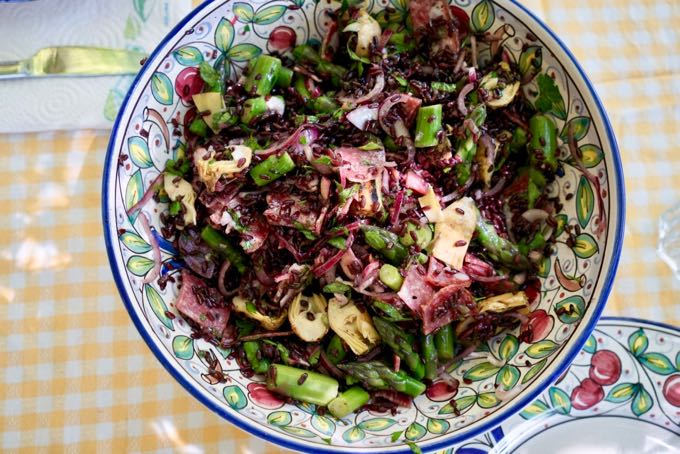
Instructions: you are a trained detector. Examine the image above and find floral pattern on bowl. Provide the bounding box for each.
[103,0,625,451]
[445,317,679,453]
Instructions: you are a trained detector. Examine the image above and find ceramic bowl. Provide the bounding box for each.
[103,0,625,451]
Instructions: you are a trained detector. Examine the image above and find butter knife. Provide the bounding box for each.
[0,46,148,80]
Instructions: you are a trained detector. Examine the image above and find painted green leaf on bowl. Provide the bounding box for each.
[145,284,173,330]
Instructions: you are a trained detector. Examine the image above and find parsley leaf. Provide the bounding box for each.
[534,73,565,117]
[338,183,360,204]
[327,236,347,249]
[322,282,352,294]
[235,317,256,336]
[199,61,222,92]
[293,221,317,240]
[165,158,190,177]
[169,200,182,216]
[347,42,370,64]
[212,110,237,130]
[359,141,383,151]
[312,155,333,166]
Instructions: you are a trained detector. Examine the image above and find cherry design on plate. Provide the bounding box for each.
[589,350,622,386]
[663,374,680,407]
[570,349,620,410]
[570,377,604,410]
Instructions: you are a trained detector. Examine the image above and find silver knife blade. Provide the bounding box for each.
[0,46,148,79]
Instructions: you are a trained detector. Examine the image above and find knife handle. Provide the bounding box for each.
[0,60,23,79]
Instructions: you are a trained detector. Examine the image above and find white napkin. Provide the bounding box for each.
[0,0,192,133]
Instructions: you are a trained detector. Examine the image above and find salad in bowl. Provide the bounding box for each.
[103,0,624,451]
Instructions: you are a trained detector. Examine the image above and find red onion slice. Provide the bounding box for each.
[313,234,354,277]
[457,83,475,116]
[320,21,338,61]
[346,105,379,130]
[390,190,405,225]
[521,208,550,223]
[255,124,320,157]
[338,68,385,106]
[378,93,422,137]
[126,172,164,218]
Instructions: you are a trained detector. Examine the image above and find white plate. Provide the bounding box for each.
[443,317,680,454]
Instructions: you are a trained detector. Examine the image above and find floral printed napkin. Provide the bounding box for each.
[0,0,191,133]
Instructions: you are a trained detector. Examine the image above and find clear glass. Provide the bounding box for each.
[658,203,680,280]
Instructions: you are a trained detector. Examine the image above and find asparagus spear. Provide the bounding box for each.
[399,222,433,249]
[361,225,408,265]
[373,317,425,380]
[293,74,311,103]
[249,151,296,186]
[455,104,487,185]
[510,126,528,153]
[275,66,294,88]
[266,364,339,406]
[241,96,268,125]
[310,95,339,114]
[244,55,281,96]
[422,333,438,380]
[200,226,247,273]
[328,387,370,419]
[338,361,426,397]
[473,206,530,270]
[244,341,270,374]
[326,334,347,364]
[528,114,558,173]
[414,104,443,148]
[292,44,347,83]
[434,324,455,361]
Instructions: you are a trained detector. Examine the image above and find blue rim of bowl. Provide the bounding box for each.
[600,316,680,335]
[102,0,626,452]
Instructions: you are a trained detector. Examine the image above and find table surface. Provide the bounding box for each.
[2,0,680,452]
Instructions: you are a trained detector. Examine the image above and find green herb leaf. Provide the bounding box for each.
[393,74,408,87]
[189,118,210,138]
[534,74,566,119]
[338,183,360,204]
[293,221,317,240]
[347,41,370,64]
[371,300,412,322]
[199,61,221,92]
[165,158,190,177]
[169,200,182,216]
[235,317,256,336]
[327,236,347,249]
[359,141,383,151]
[322,282,352,294]
[312,155,333,166]
[212,110,237,129]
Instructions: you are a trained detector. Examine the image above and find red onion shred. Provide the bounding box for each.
[338,68,385,106]
[126,172,165,218]
[139,213,161,285]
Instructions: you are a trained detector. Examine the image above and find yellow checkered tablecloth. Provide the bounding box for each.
[1,1,679,452]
